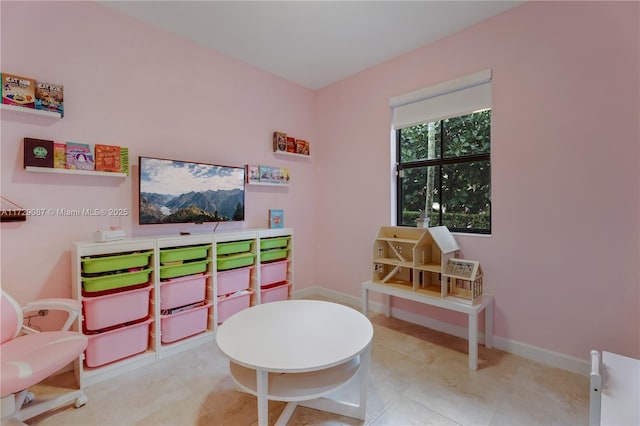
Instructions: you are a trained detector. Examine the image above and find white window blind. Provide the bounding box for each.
[390,69,492,129]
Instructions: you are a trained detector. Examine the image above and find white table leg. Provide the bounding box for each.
[256,369,268,426]
[275,402,298,426]
[357,344,371,419]
[468,313,478,371]
[298,350,370,421]
[484,298,493,349]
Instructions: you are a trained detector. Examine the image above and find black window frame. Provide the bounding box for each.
[395,114,491,234]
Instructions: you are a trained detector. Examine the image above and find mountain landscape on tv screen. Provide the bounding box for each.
[140,188,244,224]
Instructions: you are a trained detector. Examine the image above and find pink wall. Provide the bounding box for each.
[1,1,638,362]
[0,2,317,312]
[314,1,639,360]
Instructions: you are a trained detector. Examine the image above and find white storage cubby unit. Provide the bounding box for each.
[256,228,293,304]
[71,228,293,387]
[214,230,258,325]
[156,234,214,359]
[72,238,157,389]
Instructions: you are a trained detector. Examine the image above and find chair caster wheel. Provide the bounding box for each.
[74,395,88,408]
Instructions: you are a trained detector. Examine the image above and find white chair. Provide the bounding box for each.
[1,289,88,425]
[589,349,640,426]
[589,350,602,426]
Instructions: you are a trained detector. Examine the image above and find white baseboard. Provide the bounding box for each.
[293,286,590,376]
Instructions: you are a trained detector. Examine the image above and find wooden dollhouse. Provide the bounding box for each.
[372,225,483,303]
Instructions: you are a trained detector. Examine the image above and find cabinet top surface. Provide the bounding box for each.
[73,227,293,246]
[216,300,372,372]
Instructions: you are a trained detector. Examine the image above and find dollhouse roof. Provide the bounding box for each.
[443,258,483,280]
[428,226,460,254]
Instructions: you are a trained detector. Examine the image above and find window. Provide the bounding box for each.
[391,70,492,234]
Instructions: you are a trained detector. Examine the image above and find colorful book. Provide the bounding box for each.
[286,136,296,153]
[259,165,271,182]
[24,138,54,168]
[273,131,287,152]
[246,165,260,183]
[35,80,64,117]
[120,147,129,175]
[270,167,281,183]
[280,167,290,184]
[269,209,284,229]
[2,73,35,108]
[295,139,310,155]
[53,142,66,168]
[95,144,121,172]
[66,142,94,170]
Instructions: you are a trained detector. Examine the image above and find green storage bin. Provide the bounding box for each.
[260,248,289,263]
[216,240,252,255]
[217,252,255,271]
[81,251,153,274]
[160,244,211,264]
[160,259,211,279]
[82,268,153,293]
[260,236,290,251]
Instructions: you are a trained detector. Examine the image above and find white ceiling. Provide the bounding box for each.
[100,1,524,90]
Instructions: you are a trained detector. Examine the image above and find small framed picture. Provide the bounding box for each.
[269,209,284,229]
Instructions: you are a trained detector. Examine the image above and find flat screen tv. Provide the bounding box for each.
[138,156,245,225]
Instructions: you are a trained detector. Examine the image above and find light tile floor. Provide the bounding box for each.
[25,298,589,426]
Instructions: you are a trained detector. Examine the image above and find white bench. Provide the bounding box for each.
[361,280,492,370]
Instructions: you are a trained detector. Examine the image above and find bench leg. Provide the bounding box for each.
[361,286,369,315]
[485,300,493,349]
[468,314,478,371]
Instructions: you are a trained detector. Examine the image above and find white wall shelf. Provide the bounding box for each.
[246,182,289,187]
[1,103,62,119]
[273,151,311,160]
[25,166,128,178]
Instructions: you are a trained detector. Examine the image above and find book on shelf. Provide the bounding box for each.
[120,147,129,175]
[295,139,310,155]
[53,142,66,168]
[246,165,260,183]
[2,73,35,109]
[273,131,287,152]
[269,209,284,229]
[24,138,54,168]
[286,136,296,153]
[35,80,64,117]
[270,167,281,184]
[280,167,290,184]
[259,165,271,182]
[95,144,121,172]
[66,142,94,171]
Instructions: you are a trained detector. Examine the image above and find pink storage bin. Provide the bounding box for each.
[260,260,289,286]
[160,301,212,343]
[83,284,152,331]
[160,273,209,310]
[217,290,253,324]
[260,281,291,304]
[85,317,152,368]
[217,266,251,296]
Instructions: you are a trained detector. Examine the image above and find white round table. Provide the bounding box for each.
[216,299,373,426]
